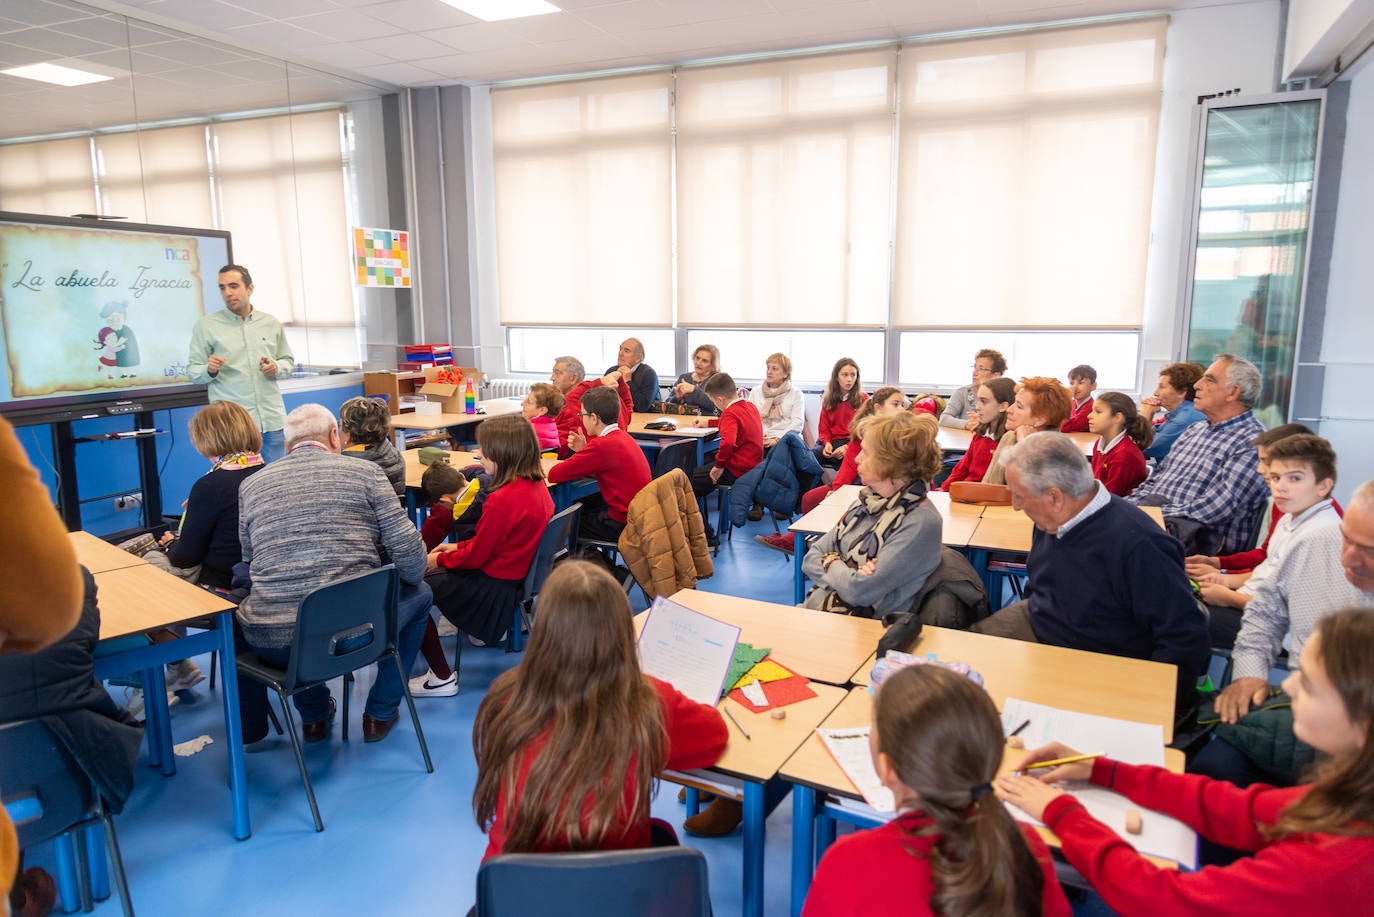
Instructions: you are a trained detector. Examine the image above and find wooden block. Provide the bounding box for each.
[1124,808,1143,835]
[770,708,787,720]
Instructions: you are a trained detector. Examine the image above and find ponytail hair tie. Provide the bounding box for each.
[970,782,993,801]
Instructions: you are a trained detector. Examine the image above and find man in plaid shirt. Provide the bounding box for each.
[1127,354,1267,555]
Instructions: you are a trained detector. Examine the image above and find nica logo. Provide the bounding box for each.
[164,247,191,262]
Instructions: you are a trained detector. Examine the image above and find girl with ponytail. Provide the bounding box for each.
[1086,391,1153,496]
[1000,606,1374,915]
[803,665,1070,917]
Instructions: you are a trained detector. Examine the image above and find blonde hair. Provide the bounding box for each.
[765,352,792,380]
[852,412,941,483]
[189,401,261,457]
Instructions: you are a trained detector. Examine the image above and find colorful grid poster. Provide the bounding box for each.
[353,227,411,287]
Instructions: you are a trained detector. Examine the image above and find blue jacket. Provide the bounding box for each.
[728,431,822,527]
[1143,399,1205,460]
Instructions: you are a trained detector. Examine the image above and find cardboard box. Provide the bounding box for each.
[418,366,481,414]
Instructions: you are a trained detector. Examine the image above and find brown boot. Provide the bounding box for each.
[682,797,743,837]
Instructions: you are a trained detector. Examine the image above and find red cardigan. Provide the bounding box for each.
[547,428,651,522]
[1061,397,1094,433]
[482,675,727,861]
[1043,758,1374,916]
[1091,436,1148,497]
[714,399,765,477]
[433,477,553,580]
[940,433,998,490]
[554,377,633,457]
[818,396,865,447]
[803,811,1071,917]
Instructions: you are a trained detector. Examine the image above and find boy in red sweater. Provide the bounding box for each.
[1060,363,1096,433]
[690,374,763,541]
[547,386,652,542]
[549,356,634,457]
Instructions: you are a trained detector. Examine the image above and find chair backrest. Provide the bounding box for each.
[653,438,697,480]
[0,719,99,849]
[521,503,582,603]
[285,565,399,689]
[477,847,710,917]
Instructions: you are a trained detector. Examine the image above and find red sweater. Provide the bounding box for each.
[1061,397,1094,433]
[1091,436,1148,497]
[803,811,1071,917]
[554,377,633,457]
[818,396,865,447]
[832,437,862,488]
[714,399,765,477]
[1044,758,1374,916]
[1219,499,1345,571]
[547,428,651,522]
[483,676,728,861]
[433,477,553,580]
[421,502,455,551]
[940,433,998,490]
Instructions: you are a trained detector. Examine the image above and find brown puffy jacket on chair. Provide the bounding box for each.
[618,468,714,600]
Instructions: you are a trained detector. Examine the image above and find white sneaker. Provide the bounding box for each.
[434,615,458,637]
[407,670,458,697]
[166,660,206,693]
[124,687,179,720]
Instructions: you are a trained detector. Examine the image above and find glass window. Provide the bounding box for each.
[507,328,676,377]
[899,330,1139,391]
[689,330,885,386]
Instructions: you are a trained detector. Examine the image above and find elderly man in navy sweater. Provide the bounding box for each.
[971,432,1209,711]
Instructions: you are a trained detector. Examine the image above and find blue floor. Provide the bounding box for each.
[40,511,1114,916]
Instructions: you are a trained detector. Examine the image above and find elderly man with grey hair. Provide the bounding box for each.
[1127,354,1268,555]
[236,403,434,744]
[972,432,1209,711]
[552,354,633,457]
[607,337,660,412]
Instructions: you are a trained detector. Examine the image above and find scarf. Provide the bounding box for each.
[833,478,929,566]
[758,379,793,425]
[211,451,264,472]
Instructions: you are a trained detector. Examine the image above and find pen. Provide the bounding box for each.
[1022,752,1103,771]
[723,706,751,741]
[1008,719,1030,738]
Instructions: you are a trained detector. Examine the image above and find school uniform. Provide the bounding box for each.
[692,398,764,498]
[802,810,1071,917]
[554,377,633,457]
[482,675,727,860]
[1061,396,1094,433]
[1091,433,1148,497]
[816,397,865,463]
[1044,758,1374,916]
[940,433,998,490]
[427,477,553,644]
[547,425,652,541]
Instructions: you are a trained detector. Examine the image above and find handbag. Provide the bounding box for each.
[948,482,1013,506]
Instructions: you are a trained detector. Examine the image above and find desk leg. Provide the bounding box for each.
[793,533,805,605]
[83,824,109,901]
[684,787,701,817]
[145,666,175,776]
[790,786,817,917]
[816,811,837,858]
[215,610,252,840]
[965,547,999,599]
[742,783,766,917]
[53,834,82,913]
[406,488,419,526]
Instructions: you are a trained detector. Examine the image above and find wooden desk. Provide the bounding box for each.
[71,530,148,574]
[786,488,985,604]
[626,412,719,465]
[400,448,559,491]
[937,427,1096,457]
[666,684,846,917]
[90,563,250,839]
[389,398,523,446]
[785,635,1181,912]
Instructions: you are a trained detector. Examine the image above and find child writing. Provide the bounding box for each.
[1087,392,1153,497]
[521,382,564,452]
[1195,433,1341,650]
[815,358,867,469]
[425,414,554,648]
[473,560,727,858]
[691,373,764,542]
[941,376,1016,491]
[998,606,1374,915]
[804,664,1070,917]
[1060,364,1096,433]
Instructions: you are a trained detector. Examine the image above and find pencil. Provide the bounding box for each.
[724,706,751,741]
[1022,752,1102,770]
[1008,719,1030,738]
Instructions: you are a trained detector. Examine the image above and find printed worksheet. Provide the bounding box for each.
[637,596,741,706]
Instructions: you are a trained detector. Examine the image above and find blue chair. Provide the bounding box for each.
[476,847,711,917]
[653,438,698,480]
[235,565,433,831]
[0,719,134,916]
[507,502,581,653]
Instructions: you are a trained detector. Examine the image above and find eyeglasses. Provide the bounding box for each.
[579,412,596,418]
[971,365,994,373]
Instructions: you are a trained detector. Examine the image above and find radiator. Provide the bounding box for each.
[486,378,531,400]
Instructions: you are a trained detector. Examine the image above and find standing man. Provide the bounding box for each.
[187,264,294,462]
[940,349,1006,430]
[1127,354,1268,555]
[607,337,659,412]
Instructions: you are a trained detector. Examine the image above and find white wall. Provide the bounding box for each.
[1319,53,1374,503]
[1284,0,1374,79]
[1138,2,1282,386]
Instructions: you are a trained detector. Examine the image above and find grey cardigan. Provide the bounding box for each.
[801,496,943,617]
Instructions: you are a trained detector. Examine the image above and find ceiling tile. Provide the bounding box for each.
[148,0,271,32]
[284,10,406,42]
[577,0,775,35]
[426,21,531,53]
[7,0,90,28]
[296,40,397,69]
[498,12,611,44]
[4,26,117,57]
[352,59,447,83]
[351,31,457,59]
[354,0,479,29]
[223,19,329,48]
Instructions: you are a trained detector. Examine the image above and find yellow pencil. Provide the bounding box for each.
[1022,752,1103,770]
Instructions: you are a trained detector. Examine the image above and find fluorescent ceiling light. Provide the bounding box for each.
[440,0,560,22]
[1,62,113,86]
